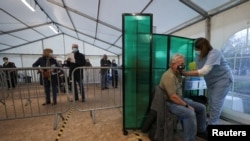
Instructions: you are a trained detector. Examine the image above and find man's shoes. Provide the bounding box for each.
[102,87,109,90]
[42,102,51,106]
[197,131,208,140]
[52,102,57,106]
[82,99,85,102]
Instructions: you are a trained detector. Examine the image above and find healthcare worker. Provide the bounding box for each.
[182,37,233,125]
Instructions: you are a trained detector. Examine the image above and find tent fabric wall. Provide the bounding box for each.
[0,34,118,68]
[172,1,250,50]
[210,1,250,49]
[171,20,206,39]
[1,0,246,55]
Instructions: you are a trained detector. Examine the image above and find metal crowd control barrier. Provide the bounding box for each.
[0,69,8,105]
[0,66,123,127]
[0,67,71,130]
[71,66,123,123]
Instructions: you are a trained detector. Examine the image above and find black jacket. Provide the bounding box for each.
[66,51,86,80]
[32,56,59,68]
[3,61,17,78]
[100,59,111,74]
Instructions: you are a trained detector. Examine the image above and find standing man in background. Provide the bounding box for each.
[2,57,17,89]
[100,54,111,90]
[66,44,86,102]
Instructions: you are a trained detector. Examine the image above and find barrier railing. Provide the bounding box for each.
[71,66,123,124]
[0,66,123,127]
[0,67,71,129]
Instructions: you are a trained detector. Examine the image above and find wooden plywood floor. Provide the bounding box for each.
[0,83,210,141]
[0,107,148,141]
[0,106,212,141]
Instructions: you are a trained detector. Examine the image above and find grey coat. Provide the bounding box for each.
[151,86,178,141]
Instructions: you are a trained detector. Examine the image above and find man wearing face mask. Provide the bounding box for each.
[100,54,111,90]
[33,48,59,105]
[159,54,207,141]
[182,37,233,125]
[66,44,86,102]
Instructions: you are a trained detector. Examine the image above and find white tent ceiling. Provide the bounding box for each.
[0,0,248,55]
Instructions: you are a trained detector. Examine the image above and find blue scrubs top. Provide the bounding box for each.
[195,49,233,88]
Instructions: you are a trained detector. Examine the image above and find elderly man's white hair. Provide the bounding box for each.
[169,54,184,65]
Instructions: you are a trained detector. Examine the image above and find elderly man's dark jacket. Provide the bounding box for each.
[66,51,86,80]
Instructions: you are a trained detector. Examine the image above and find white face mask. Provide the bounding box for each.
[72,48,78,52]
[195,51,201,55]
[49,53,53,57]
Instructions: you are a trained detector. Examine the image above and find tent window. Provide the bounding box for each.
[221,27,250,123]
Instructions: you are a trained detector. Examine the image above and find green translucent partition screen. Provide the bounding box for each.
[152,34,168,87]
[123,14,195,130]
[151,35,195,87]
[123,14,152,129]
[169,36,195,67]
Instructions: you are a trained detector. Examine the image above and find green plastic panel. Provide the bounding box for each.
[169,36,195,67]
[122,14,152,129]
[151,35,195,88]
[151,34,169,87]
[122,14,195,131]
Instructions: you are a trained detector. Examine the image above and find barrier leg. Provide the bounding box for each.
[53,113,65,130]
[90,110,96,124]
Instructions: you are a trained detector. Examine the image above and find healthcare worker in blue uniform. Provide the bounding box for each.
[182,37,233,125]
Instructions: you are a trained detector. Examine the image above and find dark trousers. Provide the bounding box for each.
[43,75,58,104]
[112,74,118,88]
[73,78,85,101]
[7,78,16,88]
[101,72,109,89]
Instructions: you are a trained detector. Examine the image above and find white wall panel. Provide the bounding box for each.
[1,41,43,54]
[172,20,206,39]
[84,43,115,56]
[43,35,64,54]
[21,55,42,68]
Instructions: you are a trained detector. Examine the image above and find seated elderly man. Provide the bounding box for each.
[159,54,207,141]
